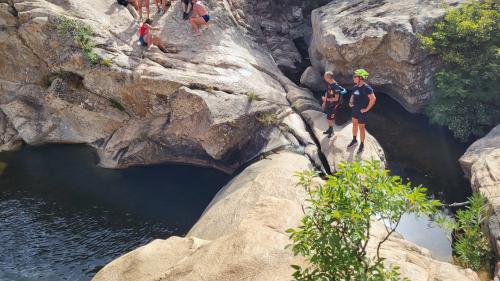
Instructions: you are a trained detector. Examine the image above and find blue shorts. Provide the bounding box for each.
[139,36,147,46]
[202,14,210,22]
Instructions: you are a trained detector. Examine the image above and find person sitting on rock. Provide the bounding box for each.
[189,0,209,36]
[138,19,168,53]
[321,71,347,138]
[181,0,193,20]
[347,68,376,154]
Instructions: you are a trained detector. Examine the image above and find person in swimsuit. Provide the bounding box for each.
[138,19,168,52]
[321,71,346,138]
[189,0,209,36]
[347,69,376,154]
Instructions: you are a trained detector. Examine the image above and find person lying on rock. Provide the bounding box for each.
[189,0,210,36]
[181,0,193,20]
[347,69,376,154]
[138,19,168,53]
[321,71,347,138]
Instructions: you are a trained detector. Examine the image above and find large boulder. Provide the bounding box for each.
[93,151,479,281]
[0,0,320,172]
[460,125,500,280]
[308,0,464,113]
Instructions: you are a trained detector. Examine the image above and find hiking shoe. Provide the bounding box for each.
[327,130,334,138]
[323,127,332,135]
[347,139,358,148]
[357,143,364,154]
[182,12,189,20]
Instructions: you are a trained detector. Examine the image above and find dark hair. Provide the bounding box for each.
[144,18,153,25]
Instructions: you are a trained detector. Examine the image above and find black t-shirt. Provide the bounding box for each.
[352,83,374,109]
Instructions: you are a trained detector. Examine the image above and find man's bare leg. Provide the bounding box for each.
[347,118,359,148]
[352,118,358,138]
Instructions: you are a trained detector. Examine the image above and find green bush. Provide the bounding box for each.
[287,161,441,281]
[256,112,279,126]
[246,92,261,102]
[57,16,99,65]
[438,194,492,271]
[101,58,111,67]
[418,0,500,141]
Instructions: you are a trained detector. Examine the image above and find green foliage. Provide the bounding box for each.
[101,58,111,67]
[57,16,99,65]
[109,98,125,112]
[452,194,491,271]
[418,0,500,141]
[256,112,279,126]
[246,92,262,102]
[287,161,441,281]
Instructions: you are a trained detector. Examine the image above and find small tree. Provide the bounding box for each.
[436,193,492,271]
[418,0,500,141]
[287,161,442,281]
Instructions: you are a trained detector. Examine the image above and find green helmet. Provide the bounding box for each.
[354,69,369,79]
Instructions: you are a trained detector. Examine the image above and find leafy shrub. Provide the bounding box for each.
[57,16,99,65]
[246,92,261,102]
[436,194,492,271]
[101,58,111,67]
[418,0,500,141]
[287,161,441,281]
[256,112,279,126]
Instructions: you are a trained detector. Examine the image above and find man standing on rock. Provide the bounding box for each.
[347,69,376,154]
[322,71,346,138]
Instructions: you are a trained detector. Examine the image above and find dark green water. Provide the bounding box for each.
[0,145,230,281]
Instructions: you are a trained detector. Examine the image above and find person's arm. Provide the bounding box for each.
[361,93,376,113]
[349,94,354,108]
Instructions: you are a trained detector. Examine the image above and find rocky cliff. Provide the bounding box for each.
[303,0,464,113]
[460,125,500,280]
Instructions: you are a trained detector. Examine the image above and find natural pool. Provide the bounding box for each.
[0,145,230,281]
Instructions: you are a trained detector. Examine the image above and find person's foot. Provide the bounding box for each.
[357,143,364,154]
[347,139,358,148]
[323,127,332,135]
[158,8,164,15]
[327,130,334,138]
[182,12,188,20]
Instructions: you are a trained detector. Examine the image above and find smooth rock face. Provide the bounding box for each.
[94,151,479,281]
[301,109,386,172]
[308,0,464,113]
[460,125,500,280]
[0,0,318,172]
